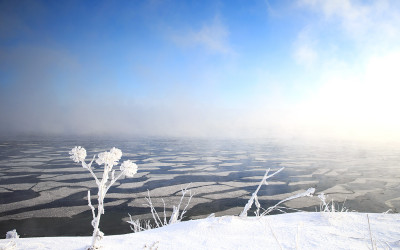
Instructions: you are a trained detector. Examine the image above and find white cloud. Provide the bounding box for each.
[293,0,400,66]
[171,16,233,55]
[297,0,400,42]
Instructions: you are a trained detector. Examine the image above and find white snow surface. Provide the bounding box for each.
[2,212,400,250]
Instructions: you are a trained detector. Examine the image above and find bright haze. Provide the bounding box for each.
[1,0,400,141]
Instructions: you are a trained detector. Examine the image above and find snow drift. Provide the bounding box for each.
[1,212,400,249]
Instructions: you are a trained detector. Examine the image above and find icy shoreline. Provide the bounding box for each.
[1,212,399,249]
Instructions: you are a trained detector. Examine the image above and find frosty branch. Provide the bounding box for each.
[240,167,315,217]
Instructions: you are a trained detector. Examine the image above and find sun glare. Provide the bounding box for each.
[292,50,400,141]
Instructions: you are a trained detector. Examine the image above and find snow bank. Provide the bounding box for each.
[2,212,400,249]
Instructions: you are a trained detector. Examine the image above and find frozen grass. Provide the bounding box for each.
[129,167,316,233]
[317,192,351,212]
[128,185,193,232]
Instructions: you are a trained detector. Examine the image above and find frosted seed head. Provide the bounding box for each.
[110,147,122,161]
[69,146,87,163]
[96,152,109,166]
[120,160,138,177]
[96,147,122,166]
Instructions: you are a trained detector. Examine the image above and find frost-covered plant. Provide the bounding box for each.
[0,230,19,250]
[127,215,153,233]
[128,185,193,232]
[69,146,138,250]
[240,168,315,217]
[317,193,350,212]
[260,187,315,216]
[240,167,284,217]
[5,230,18,240]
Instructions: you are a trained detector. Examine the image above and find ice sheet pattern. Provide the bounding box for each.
[0,136,399,237]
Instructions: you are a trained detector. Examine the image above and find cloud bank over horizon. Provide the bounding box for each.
[1,0,400,141]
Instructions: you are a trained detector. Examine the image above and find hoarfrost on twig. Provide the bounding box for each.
[260,188,315,216]
[240,167,316,217]
[240,167,284,217]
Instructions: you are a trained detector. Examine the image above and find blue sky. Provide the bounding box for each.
[1,0,400,140]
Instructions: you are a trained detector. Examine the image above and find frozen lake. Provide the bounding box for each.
[0,136,399,237]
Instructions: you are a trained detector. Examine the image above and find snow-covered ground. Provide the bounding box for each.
[2,212,400,249]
